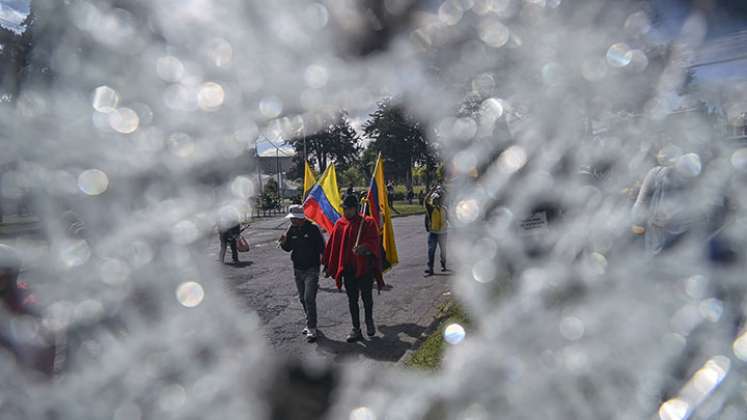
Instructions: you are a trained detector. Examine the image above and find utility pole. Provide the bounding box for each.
[256,148,262,191]
[276,146,281,201]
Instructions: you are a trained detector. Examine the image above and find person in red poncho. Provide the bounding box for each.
[323,194,382,343]
[0,244,57,378]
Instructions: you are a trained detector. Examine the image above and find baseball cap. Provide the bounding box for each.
[285,204,306,219]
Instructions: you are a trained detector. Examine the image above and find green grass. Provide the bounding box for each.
[403,301,471,370]
[392,184,427,195]
[391,202,425,217]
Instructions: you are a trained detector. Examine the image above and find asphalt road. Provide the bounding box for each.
[210,215,452,366]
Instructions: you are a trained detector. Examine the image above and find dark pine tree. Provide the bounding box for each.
[287,111,361,179]
[363,98,436,188]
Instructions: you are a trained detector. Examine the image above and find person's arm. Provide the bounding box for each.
[423,188,432,205]
[322,226,335,277]
[279,227,293,252]
[631,167,659,234]
[424,185,440,206]
[354,219,380,256]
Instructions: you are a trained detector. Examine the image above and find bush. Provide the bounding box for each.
[389,184,427,202]
[258,193,280,210]
[258,178,281,209]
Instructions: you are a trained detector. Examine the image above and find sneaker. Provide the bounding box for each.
[441,265,448,272]
[302,327,310,336]
[366,323,376,337]
[424,268,434,276]
[345,329,363,343]
[306,329,317,343]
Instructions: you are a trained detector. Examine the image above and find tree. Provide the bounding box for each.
[339,166,365,188]
[0,10,34,222]
[259,178,280,210]
[0,8,33,102]
[287,111,361,178]
[363,98,437,188]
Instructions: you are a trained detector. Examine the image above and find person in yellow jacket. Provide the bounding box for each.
[424,186,448,276]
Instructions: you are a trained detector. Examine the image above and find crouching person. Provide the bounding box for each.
[279,205,325,343]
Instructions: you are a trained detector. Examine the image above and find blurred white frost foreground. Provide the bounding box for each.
[1,0,747,419]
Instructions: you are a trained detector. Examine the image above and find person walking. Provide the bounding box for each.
[631,153,704,256]
[279,205,325,343]
[323,194,382,343]
[386,180,400,215]
[218,221,241,265]
[424,186,448,276]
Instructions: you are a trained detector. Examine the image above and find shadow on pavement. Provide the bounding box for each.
[315,322,427,362]
[222,261,254,268]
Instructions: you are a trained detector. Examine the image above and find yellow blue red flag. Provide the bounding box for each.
[366,155,399,270]
[303,163,343,232]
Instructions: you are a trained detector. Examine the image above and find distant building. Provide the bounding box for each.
[256,153,295,175]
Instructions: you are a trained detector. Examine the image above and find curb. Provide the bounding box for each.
[391,211,425,219]
[0,223,42,238]
[396,292,452,367]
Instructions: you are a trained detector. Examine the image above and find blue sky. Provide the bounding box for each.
[652,0,747,39]
[0,0,29,33]
[651,0,747,82]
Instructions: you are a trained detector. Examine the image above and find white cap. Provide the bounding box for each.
[285,205,306,219]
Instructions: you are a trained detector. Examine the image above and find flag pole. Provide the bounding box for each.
[354,152,380,248]
[354,199,368,249]
[303,160,308,201]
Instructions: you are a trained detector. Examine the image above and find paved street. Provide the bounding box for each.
[209,215,452,366]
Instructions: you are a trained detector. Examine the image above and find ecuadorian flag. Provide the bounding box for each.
[303,163,343,232]
[303,161,316,198]
[367,155,399,270]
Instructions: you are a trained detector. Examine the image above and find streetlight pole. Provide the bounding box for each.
[276,146,281,199]
[256,147,263,195]
[303,123,307,164]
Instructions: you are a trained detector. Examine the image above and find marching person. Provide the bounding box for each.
[0,244,57,377]
[279,205,325,343]
[323,194,382,343]
[424,186,448,275]
[631,153,704,256]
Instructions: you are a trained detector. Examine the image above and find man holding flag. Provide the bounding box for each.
[323,194,381,343]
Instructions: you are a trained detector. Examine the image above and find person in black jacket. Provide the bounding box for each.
[279,205,325,342]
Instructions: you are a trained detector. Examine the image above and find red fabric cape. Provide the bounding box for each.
[323,214,384,290]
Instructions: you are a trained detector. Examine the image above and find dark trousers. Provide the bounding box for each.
[343,272,374,330]
[427,232,447,269]
[219,233,238,262]
[294,267,319,329]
